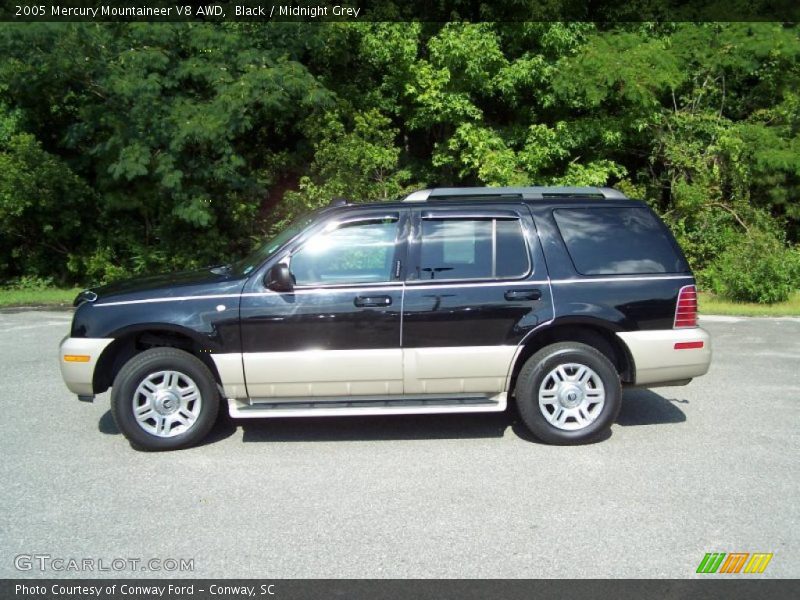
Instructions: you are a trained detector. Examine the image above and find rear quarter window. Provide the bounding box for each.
[553,207,688,275]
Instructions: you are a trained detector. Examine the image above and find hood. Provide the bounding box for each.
[83,267,248,305]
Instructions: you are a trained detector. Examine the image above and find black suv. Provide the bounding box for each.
[60,186,711,450]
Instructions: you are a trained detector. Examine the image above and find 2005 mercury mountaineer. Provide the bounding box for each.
[59,186,712,450]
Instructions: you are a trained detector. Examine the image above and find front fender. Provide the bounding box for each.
[73,296,242,354]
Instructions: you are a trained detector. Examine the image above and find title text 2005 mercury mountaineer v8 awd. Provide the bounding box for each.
[60,186,711,450]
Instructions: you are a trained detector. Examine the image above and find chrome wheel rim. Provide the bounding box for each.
[132,370,202,438]
[538,362,605,431]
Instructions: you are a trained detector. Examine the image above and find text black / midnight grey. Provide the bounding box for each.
[60,186,712,450]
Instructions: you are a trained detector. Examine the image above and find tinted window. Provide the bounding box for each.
[418,217,529,280]
[290,218,398,285]
[496,219,530,277]
[553,208,687,275]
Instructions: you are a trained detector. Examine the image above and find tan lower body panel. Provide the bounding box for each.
[225,345,517,399]
[241,348,403,398]
[402,346,517,394]
[209,353,248,398]
[616,328,712,386]
[59,337,115,396]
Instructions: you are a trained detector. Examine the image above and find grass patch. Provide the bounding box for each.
[0,287,81,308]
[699,291,800,317]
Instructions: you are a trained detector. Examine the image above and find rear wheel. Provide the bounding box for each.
[515,342,621,445]
[111,347,219,451]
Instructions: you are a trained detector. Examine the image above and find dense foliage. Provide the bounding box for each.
[1,22,799,301]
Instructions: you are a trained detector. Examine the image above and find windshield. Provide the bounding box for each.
[232,213,315,276]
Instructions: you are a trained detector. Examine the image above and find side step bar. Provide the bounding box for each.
[228,393,507,419]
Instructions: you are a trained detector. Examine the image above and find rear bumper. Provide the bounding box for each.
[58,336,114,396]
[616,328,712,386]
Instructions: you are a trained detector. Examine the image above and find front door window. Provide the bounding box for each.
[290,217,399,286]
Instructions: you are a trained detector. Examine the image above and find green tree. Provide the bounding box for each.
[0,22,798,302]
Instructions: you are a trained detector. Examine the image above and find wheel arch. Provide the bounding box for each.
[92,324,223,395]
[507,318,635,396]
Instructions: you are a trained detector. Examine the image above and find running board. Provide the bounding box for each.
[228,393,507,418]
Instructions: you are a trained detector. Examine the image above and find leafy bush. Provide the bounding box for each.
[789,247,800,289]
[707,234,799,304]
[665,205,742,285]
[3,275,54,290]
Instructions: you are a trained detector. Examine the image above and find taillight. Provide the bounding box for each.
[674,285,698,328]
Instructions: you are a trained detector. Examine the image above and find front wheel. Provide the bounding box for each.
[515,342,621,445]
[111,347,220,451]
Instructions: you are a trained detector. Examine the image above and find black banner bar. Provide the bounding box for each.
[1,0,799,23]
[2,579,799,600]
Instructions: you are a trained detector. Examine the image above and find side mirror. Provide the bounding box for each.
[267,263,294,292]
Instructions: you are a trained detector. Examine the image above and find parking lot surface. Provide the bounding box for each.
[0,310,797,578]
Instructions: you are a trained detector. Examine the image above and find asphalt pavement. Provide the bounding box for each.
[0,310,797,578]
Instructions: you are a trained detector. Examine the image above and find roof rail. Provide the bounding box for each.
[402,189,432,202]
[402,186,628,201]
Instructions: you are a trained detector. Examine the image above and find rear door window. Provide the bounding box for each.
[417,215,529,281]
[553,207,687,275]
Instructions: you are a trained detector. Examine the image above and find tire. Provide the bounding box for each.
[515,342,621,445]
[111,347,220,451]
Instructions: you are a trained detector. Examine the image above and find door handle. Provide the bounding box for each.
[504,289,542,301]
[354,295,392,307]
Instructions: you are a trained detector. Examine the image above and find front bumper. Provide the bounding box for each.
[616,328,712,386]
[59,336,115,397]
